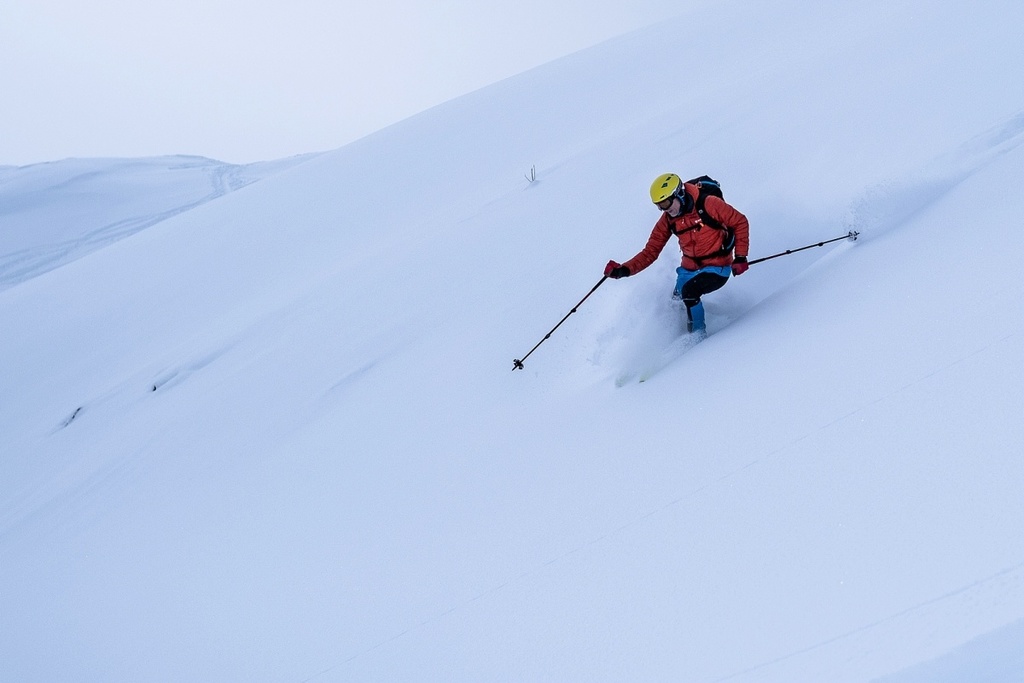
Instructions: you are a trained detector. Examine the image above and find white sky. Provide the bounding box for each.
[1,0,666,166]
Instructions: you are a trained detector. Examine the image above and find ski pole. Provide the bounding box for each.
[513,276,608,371]
[748,230,859,266]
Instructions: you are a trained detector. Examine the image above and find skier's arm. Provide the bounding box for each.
[621,216,672,276]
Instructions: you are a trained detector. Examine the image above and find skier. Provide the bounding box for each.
[605,173,750,336]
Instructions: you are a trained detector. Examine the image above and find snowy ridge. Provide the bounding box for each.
[2,1,1023,681]
[0,154,318,290]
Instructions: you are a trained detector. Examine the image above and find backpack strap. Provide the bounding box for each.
[694,191,724,231]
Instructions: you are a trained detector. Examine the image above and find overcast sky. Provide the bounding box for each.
[1,1,668,166]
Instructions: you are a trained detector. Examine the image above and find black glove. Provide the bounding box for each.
[605,260,631,279]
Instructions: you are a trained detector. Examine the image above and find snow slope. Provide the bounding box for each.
[2,1,1023,681]
[0,154,318,291]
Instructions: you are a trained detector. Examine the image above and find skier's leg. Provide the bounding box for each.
[676,268,729,333]
[687,300,706,333]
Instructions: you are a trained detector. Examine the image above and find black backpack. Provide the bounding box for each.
[675,175,736,258]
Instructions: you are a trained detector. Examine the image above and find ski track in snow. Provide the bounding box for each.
[715,562,1024,682]
[846,110,1024,242]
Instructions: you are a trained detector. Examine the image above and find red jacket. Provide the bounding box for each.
[623,183,749,274]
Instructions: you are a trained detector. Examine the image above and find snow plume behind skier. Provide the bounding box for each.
[605,173,750,337]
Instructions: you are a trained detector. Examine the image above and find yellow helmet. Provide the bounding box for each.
[650,173,682,203]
